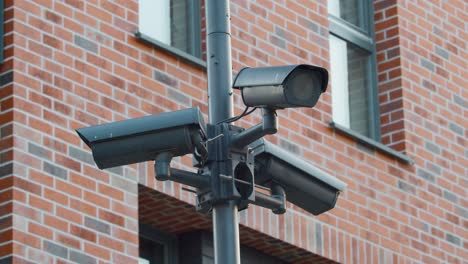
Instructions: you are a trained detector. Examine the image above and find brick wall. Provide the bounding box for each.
[0,0,15,262]
[2,0,144,263]
[0,0,466,263]
[395,1,467,261]
[374,0,405,151]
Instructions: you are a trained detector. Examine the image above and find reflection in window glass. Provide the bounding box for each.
[330,35,371,137]
[139,0,201,58]
[347,44,370,136]
[328,0,367,30]
[139,236,165,264]
[171,0,190,52]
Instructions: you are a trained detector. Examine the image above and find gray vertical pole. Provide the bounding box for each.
[205,0,240,264]
[212,200,240,263]
[206,0,233,122]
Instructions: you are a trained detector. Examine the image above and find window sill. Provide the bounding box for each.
[135,32,206,69]
[329,121,414,165]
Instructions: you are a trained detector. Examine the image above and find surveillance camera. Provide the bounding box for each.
[250,139,346,215]
[232,64,328,109]
[76,107,207,169]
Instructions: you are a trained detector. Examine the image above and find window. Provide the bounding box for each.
[328,0,380,140]
[139,236,165,264]
[139,225,178,264]
[0,0,4,63]
[138,0,202,59]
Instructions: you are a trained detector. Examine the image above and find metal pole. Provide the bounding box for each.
[206,0,233,123]
[212,200,240,263]
[205,0,240,264]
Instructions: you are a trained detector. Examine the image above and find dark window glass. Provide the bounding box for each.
[139,0,202,58]
[171,0,195,55]
[347,44,371,136]
[329,0,379,140]
[329,0,368,31]
[0,0,4,62]
[139,236,165,264]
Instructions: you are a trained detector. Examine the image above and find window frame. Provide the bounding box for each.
[0,0,4,63]
[136,0,205,68]
[139,224,179,264]
[328,1,381,141]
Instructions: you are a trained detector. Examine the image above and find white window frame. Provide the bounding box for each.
[328,0,380,140]
[137,0,203,64]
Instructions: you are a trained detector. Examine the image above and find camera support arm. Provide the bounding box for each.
[230,108,277,149]
[253,183,286,214]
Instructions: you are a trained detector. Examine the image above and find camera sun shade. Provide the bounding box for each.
[250,139,346,215]
[232,64,328,109]
[76,107,207,169]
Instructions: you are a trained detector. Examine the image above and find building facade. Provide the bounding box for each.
[0,0,466,263]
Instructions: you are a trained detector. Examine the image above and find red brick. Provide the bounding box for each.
[44,187,68,206]
[15,230,41,249]
[86,4,112,24]
[43,34,62,49]
[84,242,110,260]
[83,191,110,210]
[29,90,52,109]
[28,222,53,239]
[0,230,12,244]
[64,0,84,11]
[56,180,82,199]
[70,198,97,217]
[70,173,96,191]
[55,127,82,146]
[57,233,81,249]
[0,242,13,258]
[99,235,124,251]
[74,60,99,78]
[70,225,96,242]
[14,178,42,196]
[55,154,81,172]
[99,209,124,227]
[44,214,68,232]
[98,184,123,201]
[113,227,138,244]
[44,10,62,24]
[56,206,82,224]
[29,195,54,213]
